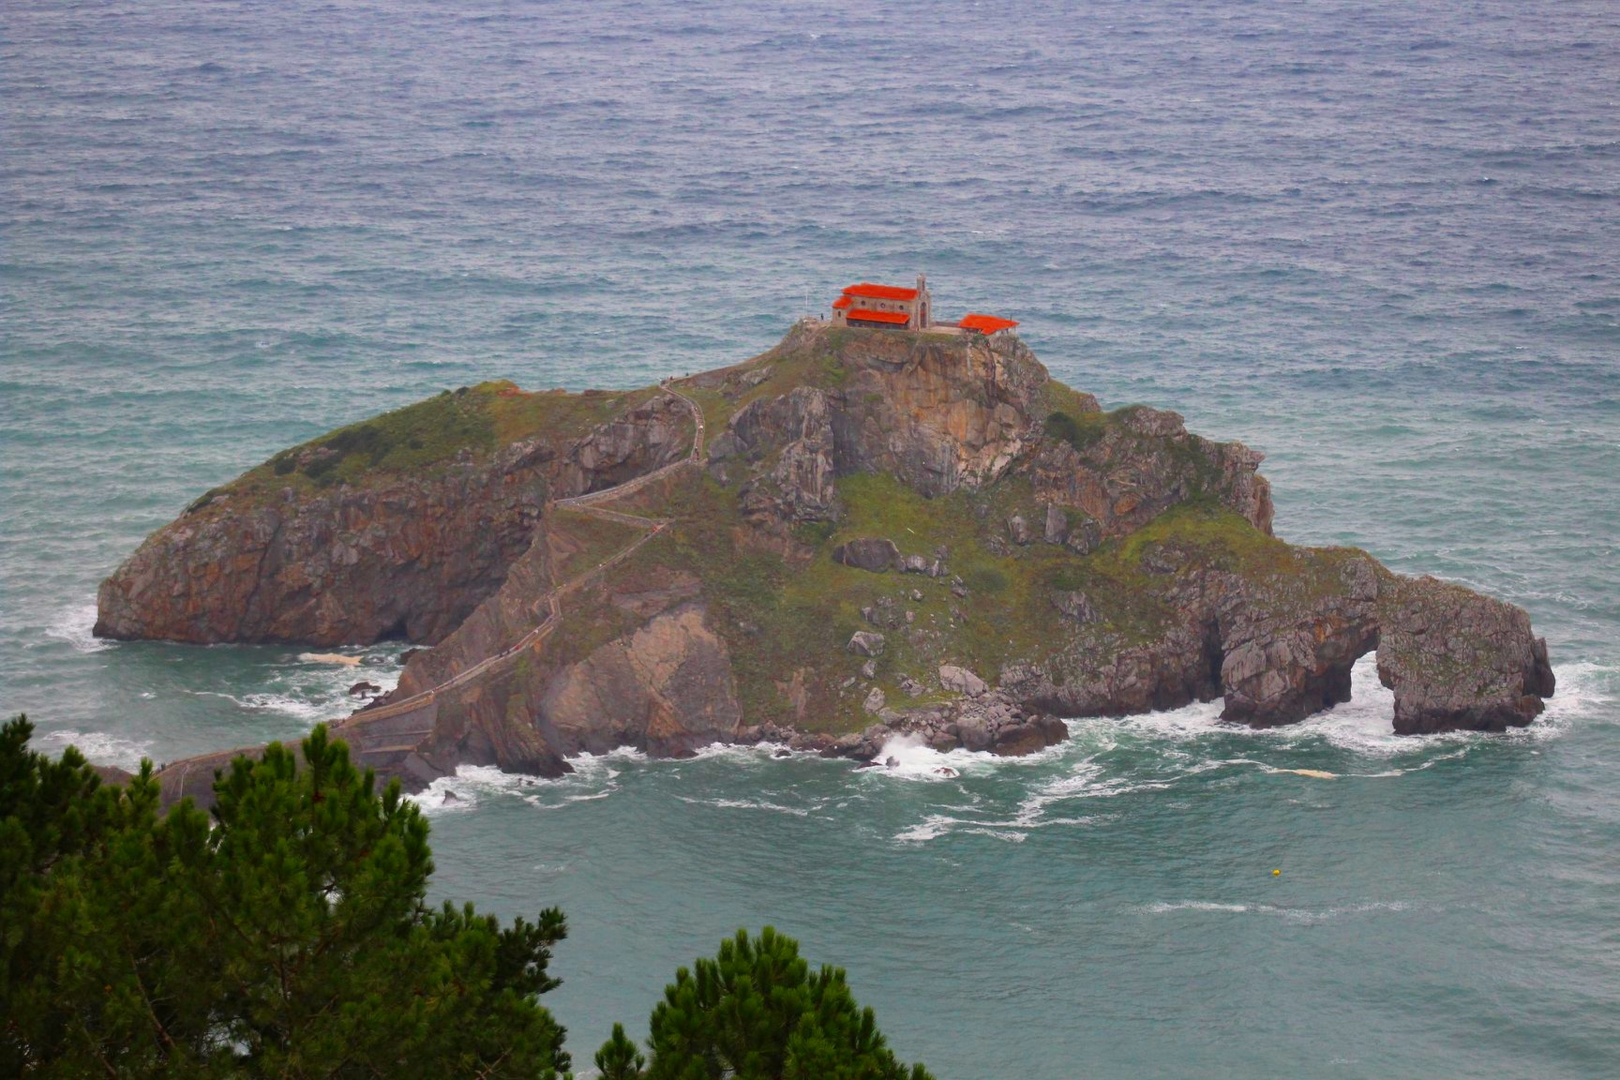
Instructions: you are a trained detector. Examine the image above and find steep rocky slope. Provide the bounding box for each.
[95,383,686,646]
[95,321,1554,803]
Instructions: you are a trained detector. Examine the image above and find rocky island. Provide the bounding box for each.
[95,321,1555,804]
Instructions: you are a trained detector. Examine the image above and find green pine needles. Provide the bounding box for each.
[0,716,570,1079]
[602,926,935,1080]
[1,717,936,1079]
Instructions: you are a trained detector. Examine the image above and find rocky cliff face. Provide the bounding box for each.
[708,323,1051,502]
[95,447,547,647]
[1029,405,1275,543]
[95,387,687,647]
[107,322,1553,805]
[704,325,1270,544]
[1377,574,1556,735]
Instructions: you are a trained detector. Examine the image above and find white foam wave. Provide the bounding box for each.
[188,689,341,722]
[893,815,955,843]
[185,647,403,724]
[414,763,562,814]
[686,740,798,764]
[419,657,1615,836]
[45,601,112,653]
[861,731,1071,784]
[1076,655,1412,755]
[1142,899,1412,924]
[1070,654,1606,759]
[885,651,1609,842]
[1526,660,1614,736]
[413,749,647,815]
[235,692,338,720]
[35,728,151,770]
[577,745,649,765]
[892,755,1126,842]
[674,795,816,817]
[1145,900,1250,914]
[1015,765,1172,821]
[298,652,362,667]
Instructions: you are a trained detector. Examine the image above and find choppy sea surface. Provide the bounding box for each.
[3,2,1617,1076]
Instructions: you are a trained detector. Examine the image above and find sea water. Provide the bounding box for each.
[3,2,1617,1076]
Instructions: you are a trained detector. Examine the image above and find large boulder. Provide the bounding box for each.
[876,691,1067,758]
[847,631,886,657]
[939,664,988,697]
[1043,504,1069,545]
[833,538,899,573]
[993,715,1068,757]
[1376,575,1555,734]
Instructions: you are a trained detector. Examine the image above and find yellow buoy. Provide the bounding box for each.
[1272,869,1281,876]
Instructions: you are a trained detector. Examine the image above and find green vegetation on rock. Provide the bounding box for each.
[585,457,1368,736]
[596,470,1073,731]
[1043,408,1108,452]
[223,381,660,502]
[548,507,654,584]
[269,383,499,485]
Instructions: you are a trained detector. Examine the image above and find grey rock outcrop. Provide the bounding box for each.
[709,322,1052,502]
[857,690,1067,759]
[939,664,988,697]
[897,554,944,576]
[847,631,886,657]
[1050,590,1096,624]
[998,546,1554,737]
[1031,405,1274,542]
[1043,504,1069,545]
[833,538,899,573]
[1376,575,1556,734]
[727,386,840,527]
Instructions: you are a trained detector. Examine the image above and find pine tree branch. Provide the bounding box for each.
[76,1022,119,1080]
[123,932,177,1053]
[472,1048,513,1080]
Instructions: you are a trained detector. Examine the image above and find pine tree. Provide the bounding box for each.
[0,717,571,1079]
[595,1022,646,1080]
[600,926,933,1080]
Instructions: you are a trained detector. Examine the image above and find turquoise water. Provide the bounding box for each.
[3,1,1617,1075]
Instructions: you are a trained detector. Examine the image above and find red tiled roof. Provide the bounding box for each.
[831,296,852,310]
[846,308,911,325]
[843,282,919,302]
[959,313,1019,334]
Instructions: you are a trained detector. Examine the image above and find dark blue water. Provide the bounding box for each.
[4,2,1617,1076]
